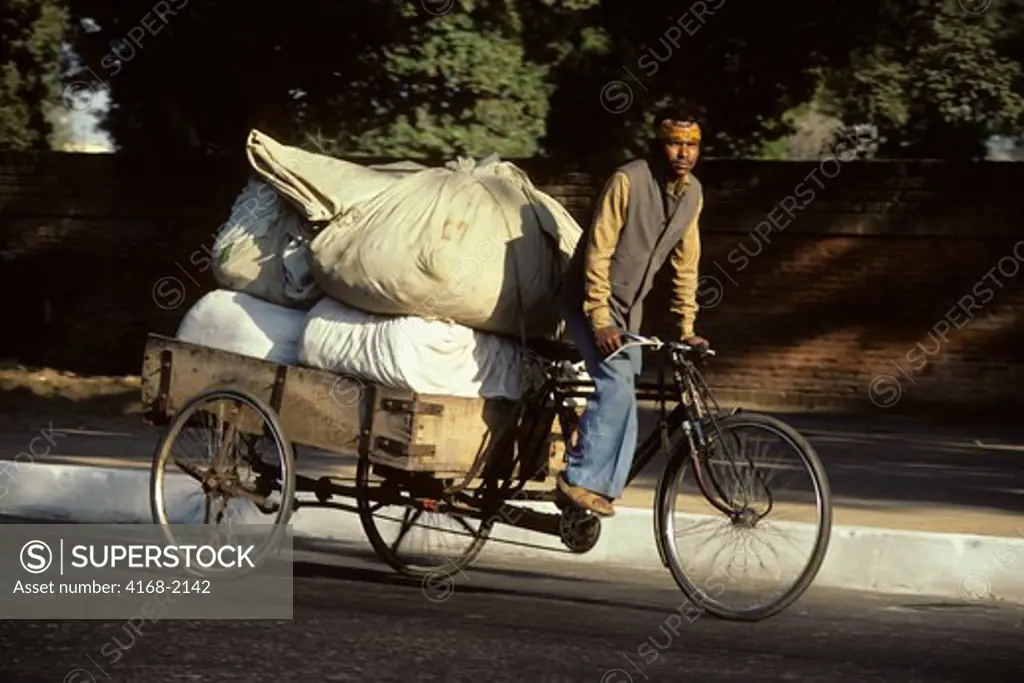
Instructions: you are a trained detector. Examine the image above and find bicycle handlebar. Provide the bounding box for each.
[607,333,716,361]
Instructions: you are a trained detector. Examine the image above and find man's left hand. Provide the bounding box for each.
[682,335,710,349]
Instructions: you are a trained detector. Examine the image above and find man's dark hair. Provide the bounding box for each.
[651,106,703,135]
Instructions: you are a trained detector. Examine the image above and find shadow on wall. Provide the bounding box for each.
[638,219,1024,414]
[645,232,1024,350]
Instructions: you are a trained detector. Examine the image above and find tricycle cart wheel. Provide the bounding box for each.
[355,453,493,579]
[150,387,297,577]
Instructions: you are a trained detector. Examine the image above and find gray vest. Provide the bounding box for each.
[564,158,702,333]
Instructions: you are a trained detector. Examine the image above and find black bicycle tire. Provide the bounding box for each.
[355,449,493,577]
[655,412,832,621]
[150,387,297,579]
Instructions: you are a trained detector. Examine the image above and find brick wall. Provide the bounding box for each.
[2,150,1023,416]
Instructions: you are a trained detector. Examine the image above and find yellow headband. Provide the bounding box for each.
[658,120,701,143]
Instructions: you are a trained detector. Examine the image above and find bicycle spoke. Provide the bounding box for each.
[390,508,420,554]
[673,514,724,538]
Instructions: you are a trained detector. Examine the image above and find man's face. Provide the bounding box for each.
[663,138,700,178]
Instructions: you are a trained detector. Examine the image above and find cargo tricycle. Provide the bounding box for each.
[140,331,832,621]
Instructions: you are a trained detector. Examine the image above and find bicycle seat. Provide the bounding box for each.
[524,338,583,363]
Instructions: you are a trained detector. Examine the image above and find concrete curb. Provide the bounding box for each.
[1,461,1021,605]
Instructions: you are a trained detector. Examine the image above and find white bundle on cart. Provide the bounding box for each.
[176,290,306,365]
[308,156,582,340]
[299,297,526,400]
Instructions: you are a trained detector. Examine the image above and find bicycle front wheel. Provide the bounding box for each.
[655,412,832,621]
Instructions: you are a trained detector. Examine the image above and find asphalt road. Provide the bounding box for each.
[1,541,1021,683]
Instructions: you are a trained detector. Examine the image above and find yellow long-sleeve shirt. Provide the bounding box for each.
[581,171,703,338]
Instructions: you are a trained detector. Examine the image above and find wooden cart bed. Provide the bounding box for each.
[140,334,563,479]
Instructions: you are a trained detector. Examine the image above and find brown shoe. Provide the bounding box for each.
[556,474,615,517]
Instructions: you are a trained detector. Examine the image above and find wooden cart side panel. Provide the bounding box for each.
[419,397,520,474]
[140,334,561,479]
[140,335,401,454]
[277,364,373,454]
[141,338,280,436]
[368,395,522,475]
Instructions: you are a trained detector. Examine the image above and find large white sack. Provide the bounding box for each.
[298,297,525,400]
[211,178,320,308]
[308,156,583,340]
[176,290,306,365]
[245,129,399,223]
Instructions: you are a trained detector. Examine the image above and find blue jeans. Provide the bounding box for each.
[559,297,642,500]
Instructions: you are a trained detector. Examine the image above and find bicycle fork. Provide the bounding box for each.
[652,417,753,569]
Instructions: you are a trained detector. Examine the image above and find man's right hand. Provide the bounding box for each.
[593,326,623,356]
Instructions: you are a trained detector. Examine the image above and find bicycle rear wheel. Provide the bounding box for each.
[655,412,832,621]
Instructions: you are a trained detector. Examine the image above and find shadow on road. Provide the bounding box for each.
[290,536,686,616]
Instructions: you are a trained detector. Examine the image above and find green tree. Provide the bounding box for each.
[68,0,1023,163]
[0,0,70,150]
[66,0,874,162]
[539,0,877,165]
[66,0,569,157]
[820,0,1024,159]
[318,1,562,158]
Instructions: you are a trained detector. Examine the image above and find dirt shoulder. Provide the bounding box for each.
[0,360,144,431]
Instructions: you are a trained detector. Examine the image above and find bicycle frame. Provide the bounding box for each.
[537,346,747,519]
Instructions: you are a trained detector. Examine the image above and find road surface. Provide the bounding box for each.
[0,537,1020,683]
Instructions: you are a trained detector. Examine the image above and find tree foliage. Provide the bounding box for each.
[323,2,559,158]
[13,0,1022,160]
[0,0,70,150]
[820,0,1024,159]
